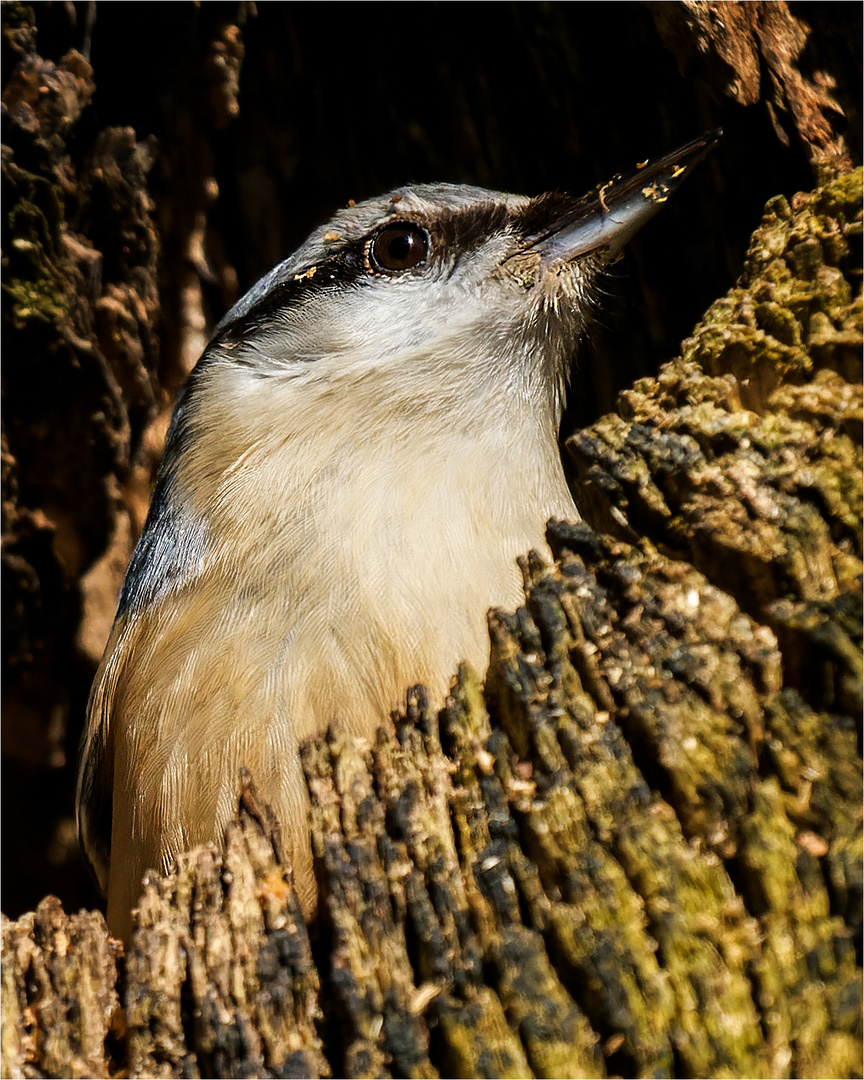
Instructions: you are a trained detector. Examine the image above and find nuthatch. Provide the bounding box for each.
[77,132,719,940]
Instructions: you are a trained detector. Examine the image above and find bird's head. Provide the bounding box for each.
[199,131,720,425]
[122,131,719,616]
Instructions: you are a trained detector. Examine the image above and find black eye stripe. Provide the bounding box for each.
[368,223,430,273]
[220,210,508,344]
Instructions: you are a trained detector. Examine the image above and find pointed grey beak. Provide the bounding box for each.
[530,129,722,269]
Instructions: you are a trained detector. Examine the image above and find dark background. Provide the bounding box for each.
[2,1,860,921]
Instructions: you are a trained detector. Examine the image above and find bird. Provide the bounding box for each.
[76,131,719,941]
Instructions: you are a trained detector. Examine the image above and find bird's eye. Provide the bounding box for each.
[369,223,429,273]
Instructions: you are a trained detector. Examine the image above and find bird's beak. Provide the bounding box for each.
[528,129,722,269]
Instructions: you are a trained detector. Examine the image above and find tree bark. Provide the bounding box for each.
[2,3,861,1078]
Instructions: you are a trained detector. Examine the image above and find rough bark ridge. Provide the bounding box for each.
[2,10,161,762]
[2,164,860,1079]
[646,0,855,174]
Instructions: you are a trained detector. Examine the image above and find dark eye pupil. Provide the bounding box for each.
[371,224,429,272]
[387,234,413,262]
